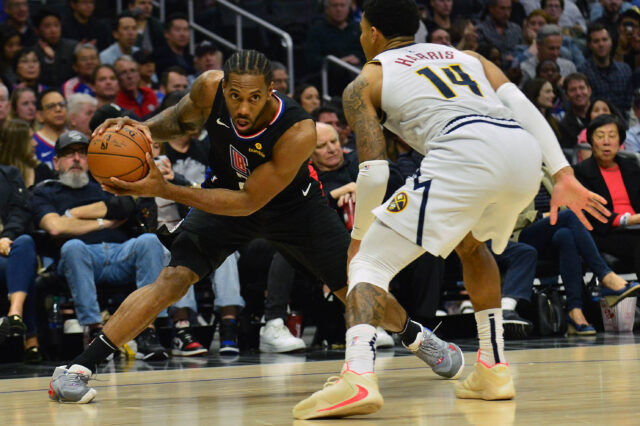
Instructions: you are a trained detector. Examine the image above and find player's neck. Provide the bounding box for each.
[379,38,415,55]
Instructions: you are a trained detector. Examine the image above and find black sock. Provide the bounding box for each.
[68,331,117,372]
[398,317,423,347]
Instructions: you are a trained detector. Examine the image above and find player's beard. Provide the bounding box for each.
[59,170,90,189]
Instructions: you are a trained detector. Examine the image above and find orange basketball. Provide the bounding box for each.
[88,125,151,185]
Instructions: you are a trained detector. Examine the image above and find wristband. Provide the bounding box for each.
[97,218,104,230]
[64,209,74,218]
[620,213,631,226]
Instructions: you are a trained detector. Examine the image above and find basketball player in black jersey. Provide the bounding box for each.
[47,50,463,404]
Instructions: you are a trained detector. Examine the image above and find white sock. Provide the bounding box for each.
[501,297,517,311]
[475,308,506,367]
[345,324,377,374]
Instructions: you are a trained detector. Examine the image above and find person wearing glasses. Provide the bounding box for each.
[33,89,67,169]
[114,55,157,118]
[11,47,46,94]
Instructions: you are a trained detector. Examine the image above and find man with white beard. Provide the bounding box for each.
[30,130,203,360]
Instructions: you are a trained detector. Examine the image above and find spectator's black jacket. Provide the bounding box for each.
[573,155,640,234]
[0,165,31,240]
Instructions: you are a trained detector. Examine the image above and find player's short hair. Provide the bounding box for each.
[223,50,273,86]
[587,114,626,145]
[362,0,419,39]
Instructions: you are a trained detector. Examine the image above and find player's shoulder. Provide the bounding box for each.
[193,71,223,94]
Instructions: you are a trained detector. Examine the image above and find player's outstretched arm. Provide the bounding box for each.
[103,120,317,216]
[91,71,219,143]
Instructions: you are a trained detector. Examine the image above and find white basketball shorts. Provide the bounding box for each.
[374,117,542,258]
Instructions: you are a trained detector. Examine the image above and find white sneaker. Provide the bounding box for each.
[375,327,394,348]
[259,318,306,353]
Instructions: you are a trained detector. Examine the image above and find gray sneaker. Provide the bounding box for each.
[404,327,464,379]
[48,364,97,403]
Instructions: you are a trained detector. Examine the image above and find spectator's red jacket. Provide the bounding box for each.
[115,87,158,118]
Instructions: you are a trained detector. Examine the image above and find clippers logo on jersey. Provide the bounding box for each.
[230,146,250,177]
[387,192,408,213]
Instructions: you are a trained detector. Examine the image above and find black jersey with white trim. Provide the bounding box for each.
[203,87,322,209]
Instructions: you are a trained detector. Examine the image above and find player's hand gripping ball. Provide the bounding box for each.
[88,125,152,185]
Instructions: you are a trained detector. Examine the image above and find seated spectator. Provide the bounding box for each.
[271,61,289,95]
[67,93,97,138]
[32,8,78,88]
[188,41,223,87]
[515,9,550,63]
[312,105,355,153]
[0,83,9,128]
[11,47,46,93]
[0,119,55,188]
[128,0,165,53]
[576,98,622,160]
[425,0,453,36]
[0,28,22,86]
[513,165,640,335]
[429,27,452,45]
[476,0,523,65]
[520,24,577,88]
[293,84,321,114]
[574,114,640,287]
[592,0,626,43]
[304,0,365,94]
[536,59,566,120]
[0,165,41,362]
[625,91,640,152]
[30,131,205,359]
[0,0,36,47]
[133,50,157,89]
[579,23,632,119]
[453,18,479,51]
[153,14,194,76]
[34,89,67,169]
[92,64,120,108]
[7,86,36,129]
[156,66,188,105]
[559,73,592,151]
[523,77,562,141]
[114,55,157,118]
[62,44,100,99]
[613,8,640,70]
[542,0,586,36]
[62,0,111,51]
[99,12,139,66]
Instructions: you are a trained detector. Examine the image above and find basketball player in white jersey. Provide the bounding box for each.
[294,0,610,419]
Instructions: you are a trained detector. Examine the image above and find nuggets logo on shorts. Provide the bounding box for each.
[387,192,408,213]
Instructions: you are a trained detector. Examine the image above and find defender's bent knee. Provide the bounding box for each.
[348,252,392,296]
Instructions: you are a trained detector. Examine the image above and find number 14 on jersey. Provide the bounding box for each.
[416,64,483,99]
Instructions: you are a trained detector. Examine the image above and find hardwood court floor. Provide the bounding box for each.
[2,340,640,425]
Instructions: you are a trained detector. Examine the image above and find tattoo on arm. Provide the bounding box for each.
[346,283,387,327]
[343,75,386,161]
[143,77,211,140]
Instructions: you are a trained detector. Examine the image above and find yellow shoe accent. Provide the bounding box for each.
[293,366,383,419]
[455,362,515,400]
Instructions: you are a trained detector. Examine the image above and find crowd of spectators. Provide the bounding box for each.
[1,0,640,364]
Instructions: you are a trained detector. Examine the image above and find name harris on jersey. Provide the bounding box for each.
[393,49,455,67]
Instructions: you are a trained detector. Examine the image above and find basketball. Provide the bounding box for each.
[87,125,151,185]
